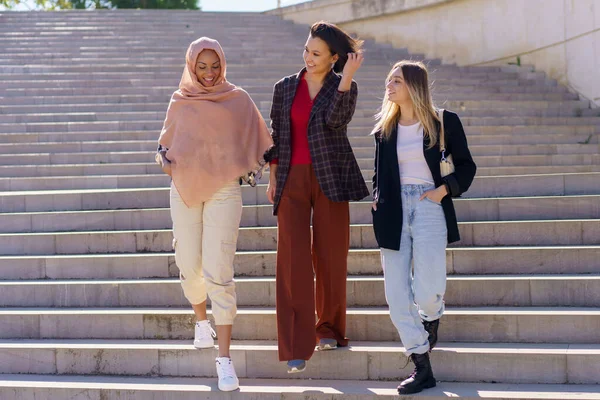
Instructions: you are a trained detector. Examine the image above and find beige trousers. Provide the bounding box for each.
[170,180,242,325]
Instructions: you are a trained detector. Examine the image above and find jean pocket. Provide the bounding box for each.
[424,197,442,206]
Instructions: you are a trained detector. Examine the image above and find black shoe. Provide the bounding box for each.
[422,318,440,351]
[397,352,436,395]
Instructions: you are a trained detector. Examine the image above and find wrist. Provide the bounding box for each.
[440,183,449,196]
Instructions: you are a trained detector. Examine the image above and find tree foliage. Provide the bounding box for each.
[1,0,198,10]
[1,0,74,10]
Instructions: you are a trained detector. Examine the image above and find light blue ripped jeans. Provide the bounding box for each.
[380,184,447,356]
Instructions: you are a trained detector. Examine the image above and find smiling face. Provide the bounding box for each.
[195,49,221,87]
[303,35,338,75]
[386,66,412,106]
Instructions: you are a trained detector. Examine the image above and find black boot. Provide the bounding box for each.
[397,352,436,395]
[422,319,440,351]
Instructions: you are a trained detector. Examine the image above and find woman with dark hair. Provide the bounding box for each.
[264,21,369,373]
[371,61,476,395]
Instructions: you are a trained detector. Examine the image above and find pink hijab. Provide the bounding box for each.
[158,37,272,207]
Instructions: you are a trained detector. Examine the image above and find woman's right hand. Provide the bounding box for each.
[155,151,172,177]
[162,160,172,177]
[267,163,277,204]
[267,180,276,204]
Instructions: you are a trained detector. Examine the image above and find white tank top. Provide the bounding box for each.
[396,122,434,185]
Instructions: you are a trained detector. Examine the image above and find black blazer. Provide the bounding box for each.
[371,110,477,250]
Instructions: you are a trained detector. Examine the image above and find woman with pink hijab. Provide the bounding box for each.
[156,37,272,391]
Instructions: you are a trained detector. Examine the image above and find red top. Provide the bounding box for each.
[270,72,314,165]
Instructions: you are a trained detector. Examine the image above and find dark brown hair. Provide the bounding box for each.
[310,21,364,73]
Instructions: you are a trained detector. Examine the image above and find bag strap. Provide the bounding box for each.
[438,108,446,152]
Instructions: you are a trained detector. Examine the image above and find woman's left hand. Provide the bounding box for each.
[420,185,448,204]
[342,52,364,78]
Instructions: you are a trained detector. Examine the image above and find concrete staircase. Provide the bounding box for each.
[1,9,600,399]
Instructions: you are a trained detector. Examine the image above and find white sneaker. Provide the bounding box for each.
[215,357,239,391]
[193,320,216,349]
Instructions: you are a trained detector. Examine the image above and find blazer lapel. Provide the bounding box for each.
[309,69,338,122]
[387,123,401,185]
[423,120,442,183]
[283,69,303,111]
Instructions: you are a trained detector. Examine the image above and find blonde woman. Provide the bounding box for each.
[370,61,476,395]
[156,37,272,391]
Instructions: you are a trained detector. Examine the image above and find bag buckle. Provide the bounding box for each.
[440,149,447,162]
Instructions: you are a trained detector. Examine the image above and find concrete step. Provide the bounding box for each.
[0,68,518,81]
[2,143,599,168]
[5,106,594,124]
[356,154,600,168]
[0,69,538,82]
[0,44,406,56]
[1,375,598,400]
[15,163,600,179]
[350,117,600,129]
[0,151,154,165]
[0,54,406,66]
[0,130,162,143]
[0,219,598,255]
[2,119,598,135]
[0,162,161,177]
[1,245,598,280]
[0,78,560,92]
[3,163,600,180]
[0,174,172,191]
[0,100,594,118]
[0,79,578,95]
[0,85,578,99]
[2,92,581,109]
[166,167,600,191]
[0,152,155,166]
[0,50,416,65]
[0,306,599,344]
[2,128,598,148]
[0,20,290,27]
[0,11,290,18]
[0,140,157,154]
[2,195,600,233]
[1,132,596,152]
[0,339,597,384]
[1,275,598,308]
[0,35,308,44]
[1,177,598,212]
[352,133,600,146]
[0,20,288,26]
[1,171,599,197]
[2,104,594,119]
[0,33,303,40]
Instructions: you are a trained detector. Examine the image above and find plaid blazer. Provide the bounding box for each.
[266,68,369,215]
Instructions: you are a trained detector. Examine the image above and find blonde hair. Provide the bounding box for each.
[372,61,440,148]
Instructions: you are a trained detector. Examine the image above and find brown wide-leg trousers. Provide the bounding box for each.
[276,164,350,362]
